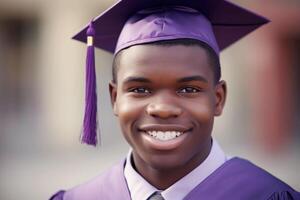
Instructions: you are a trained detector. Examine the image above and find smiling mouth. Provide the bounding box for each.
[147,131,183,141]
[139,124,191,150]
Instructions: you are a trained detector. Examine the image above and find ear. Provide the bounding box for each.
[109,81,118,116]
[214,80,227,116]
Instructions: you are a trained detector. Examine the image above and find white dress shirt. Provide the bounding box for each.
[124,138,228,200]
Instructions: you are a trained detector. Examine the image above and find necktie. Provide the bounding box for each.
[148,192,165,200]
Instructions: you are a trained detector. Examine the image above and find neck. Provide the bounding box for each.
[132,142,212,190]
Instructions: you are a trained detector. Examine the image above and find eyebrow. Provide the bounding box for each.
[177,75,208,83]
[123,76,151,84]
[122,75,208,84]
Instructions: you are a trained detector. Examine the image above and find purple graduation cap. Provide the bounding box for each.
[73,0,269,146]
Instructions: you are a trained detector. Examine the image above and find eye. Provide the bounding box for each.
[129,87,151,94]
[178,87,200,94]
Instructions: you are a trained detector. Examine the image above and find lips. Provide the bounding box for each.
[147,130,183,141]
[138,124,192,150]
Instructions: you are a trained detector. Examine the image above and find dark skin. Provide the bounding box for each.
[109,44,226,190]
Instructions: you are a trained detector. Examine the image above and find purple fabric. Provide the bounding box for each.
[72,0,269,54]
[81,23,98,146]
[115,6,219,55]
[61,160,131,200]
[50,158,300,200]
[182,158,300,200]
[49,190,65,200]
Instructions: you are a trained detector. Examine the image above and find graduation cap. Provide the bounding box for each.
[73,0,269,146]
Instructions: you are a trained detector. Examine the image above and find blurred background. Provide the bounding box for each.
[0,0,299,199]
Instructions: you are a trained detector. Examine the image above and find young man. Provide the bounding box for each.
[50,0,300,199]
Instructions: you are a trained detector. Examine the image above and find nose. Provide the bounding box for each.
[146,101,182,119]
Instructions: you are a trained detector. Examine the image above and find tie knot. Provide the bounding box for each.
[148,192,165,200]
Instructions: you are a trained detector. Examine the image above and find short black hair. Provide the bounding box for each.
[112,38,221,84]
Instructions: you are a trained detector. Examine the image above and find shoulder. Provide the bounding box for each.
[49,159,131,200]
[185,157,300,200]
[230,157,300,199]
[225,157,295,188]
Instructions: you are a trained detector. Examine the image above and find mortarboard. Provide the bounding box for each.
[72,0,269,146]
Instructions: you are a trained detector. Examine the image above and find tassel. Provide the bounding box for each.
[81,21,99,146]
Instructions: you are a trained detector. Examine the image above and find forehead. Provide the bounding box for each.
[116,44,214,82]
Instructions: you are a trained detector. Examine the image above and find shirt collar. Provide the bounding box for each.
[124,138,227,200]
[124,150,158,200]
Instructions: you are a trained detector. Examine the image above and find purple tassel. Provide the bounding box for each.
[81,22,99,146]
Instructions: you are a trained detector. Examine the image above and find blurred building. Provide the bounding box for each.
[0,0,299,199]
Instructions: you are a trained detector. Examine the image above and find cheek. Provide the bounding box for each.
[116,96,146,147]
[186,97,215,123]
[116,96,145,129]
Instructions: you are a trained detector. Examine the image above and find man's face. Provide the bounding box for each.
[110,44,226,172]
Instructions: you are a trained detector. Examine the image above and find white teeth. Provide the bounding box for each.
[147,131,183,141]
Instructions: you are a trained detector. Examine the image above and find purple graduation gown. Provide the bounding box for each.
[50,157,300,200]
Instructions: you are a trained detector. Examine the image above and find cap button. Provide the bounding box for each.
[86,22,95,37]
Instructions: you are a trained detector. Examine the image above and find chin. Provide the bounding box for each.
[143,150,193,171]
